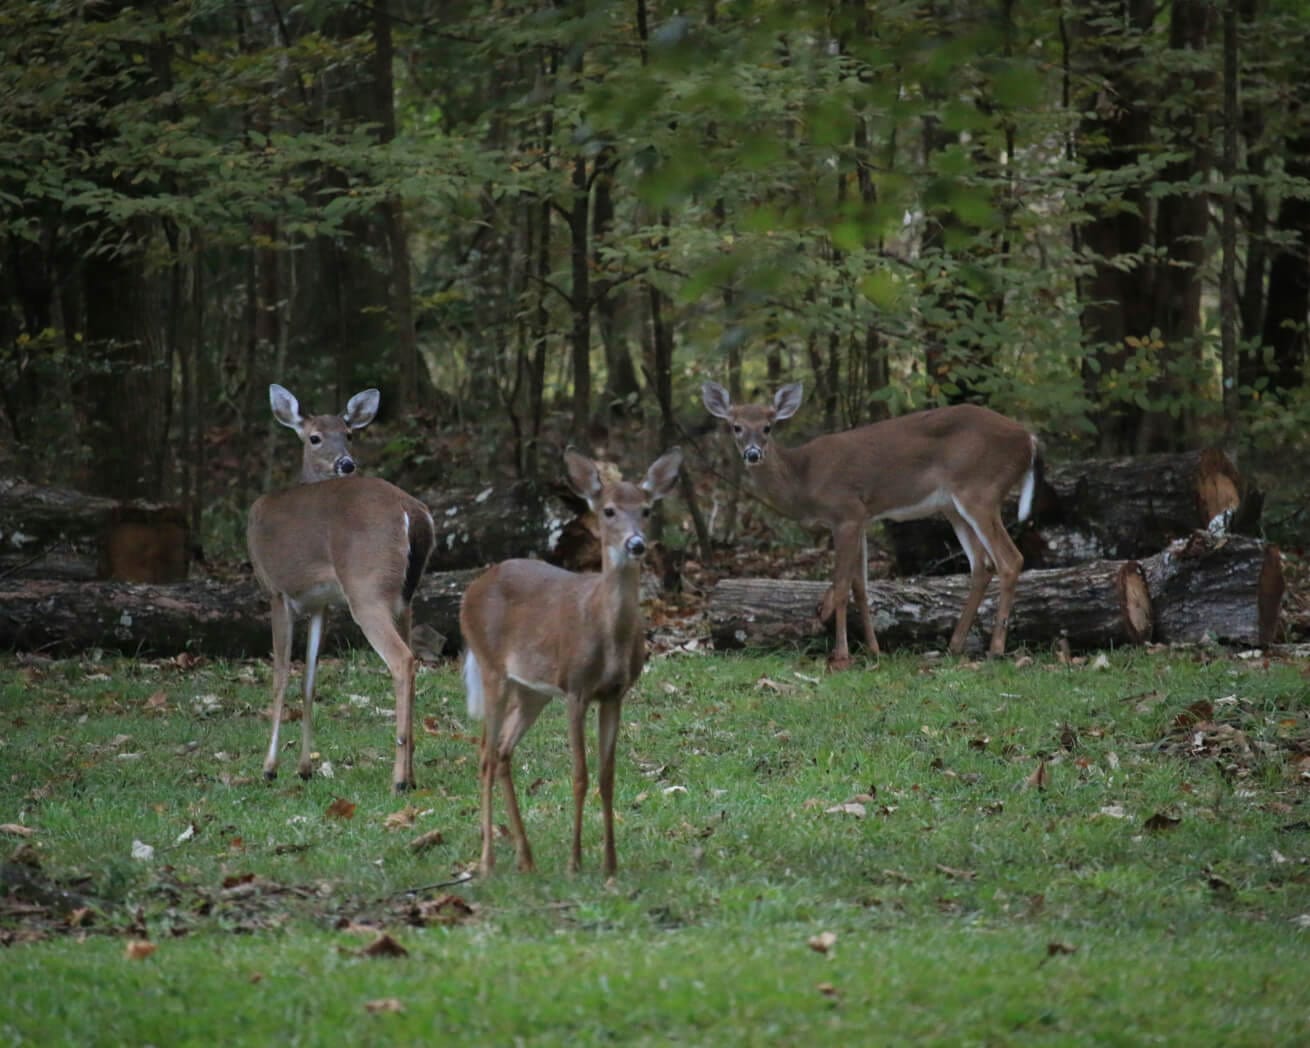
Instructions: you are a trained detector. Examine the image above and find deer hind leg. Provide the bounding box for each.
[827,521,865,670]
[972,506,1024,656]
[596,699,623,877]
[474,663,507,875]
[262,594,295,781]
[494,684,551,873]
[296,611,325,780]
[943,505,993,656]
[351,600,418,793]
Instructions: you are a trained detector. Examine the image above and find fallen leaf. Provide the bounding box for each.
[824,802,867,819]
[1174,700,1214,728]
[326,797,357,820]
[0,824,35,838]
[1025,759,1049,791]
[66,907,92,928]
[1046,941,1077,957]
[408,828,446,853]
[1097,805,1129,819]
[361,933,409,959]
[808,931,837,954]
[143,691,169,712]
[935,864,976,881]
[411,894,476,926]
[816,982,841,1000]
[124,940,157,960]
[384,806,420,831]
[130,840,155,861]
[365,998,405,1014]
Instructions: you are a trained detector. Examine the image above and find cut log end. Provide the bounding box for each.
[1117,562,1154,644]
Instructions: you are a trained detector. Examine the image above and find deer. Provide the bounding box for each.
[268,382,380,482]
[247,384,435,791]
[702,381,1040,669]
[459,446,683,876]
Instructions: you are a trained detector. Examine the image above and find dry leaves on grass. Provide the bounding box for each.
[808,931,837,955]
[359,933,409,959]
[365,998,405,1014]
[0,824,35,838]
[408,894,477,927]
[384,805,420,831]
[325,797,357,820]
[1024,759,1049,791]
[124,940,156,960]
[408,828,446,853]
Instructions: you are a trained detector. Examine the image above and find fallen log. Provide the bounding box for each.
[885,447,1250,574]
[709,559,1154,655]
[710,530,1281,656]
[419,479,576,572]
[0,569,478,659]
[0,478,190,583]
[1140,532,1283,647]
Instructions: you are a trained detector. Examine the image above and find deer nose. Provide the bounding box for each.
[626,535,647,558]
[336,458,356,475]
[743,446,763,465]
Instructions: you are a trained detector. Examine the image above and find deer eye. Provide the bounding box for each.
[763,424,772,434]
[346,432,353,441]
[732,424,743,435]
[309,434,322,445]
[642,507,651,518]
[603,506,616,518]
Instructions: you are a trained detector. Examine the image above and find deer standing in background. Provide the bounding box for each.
[248,384,435,791]
[460,447,682,876]
[269,382,380,482]
[703,382,1039,668]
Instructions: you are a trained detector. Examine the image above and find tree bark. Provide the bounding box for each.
[0,570,477,658]
[709,559,1154,655]
[0,478,188,583]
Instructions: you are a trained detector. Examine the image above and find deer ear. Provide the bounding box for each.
[773,382,803,420]
[563,447,604,504]
[269,384,303,430]
[702,382,732,420]
[344,388,380,430]
[642,448,683,500]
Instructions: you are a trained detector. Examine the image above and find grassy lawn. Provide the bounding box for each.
[2,645,1308,1045]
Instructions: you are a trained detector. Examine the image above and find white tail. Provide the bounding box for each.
[269,383,379,483]
[248,385,434,792]
[458,446,683,876]
[704,381,1039,667]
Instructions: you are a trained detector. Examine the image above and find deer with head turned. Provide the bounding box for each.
[703,381,1040,668]
[269,382,380,482]
[248,384,434,791]
[460,446,683,876]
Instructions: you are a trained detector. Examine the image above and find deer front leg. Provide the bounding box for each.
[977,510,1024,656]
[567,700,589,874]
[827,521,864,670]
[852,532,880,656]
[596,699,622,877]
[262,595,294,781]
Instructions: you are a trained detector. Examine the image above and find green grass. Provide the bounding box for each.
[2,647,1308,1045]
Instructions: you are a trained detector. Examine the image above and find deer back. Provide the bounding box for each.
[248,476,434,613]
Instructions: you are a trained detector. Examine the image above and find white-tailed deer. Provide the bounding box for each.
[703,381,1039,668]
[248,385,434,791]
[460,447,682,876]
[269,383,379,482]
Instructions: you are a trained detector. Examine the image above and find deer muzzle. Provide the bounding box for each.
[743,445,764,465]
[625,535,647,558]
[335,458,356,475]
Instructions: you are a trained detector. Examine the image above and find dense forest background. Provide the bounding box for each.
[2,0,1308,559]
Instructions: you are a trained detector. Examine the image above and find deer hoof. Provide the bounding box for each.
[297,768,313,781]
[263,768,277,782]
[393,780,415,795]
[827,652,854,672]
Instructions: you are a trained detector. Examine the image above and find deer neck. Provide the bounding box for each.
[749,443,811,519]
[590,551,643,638]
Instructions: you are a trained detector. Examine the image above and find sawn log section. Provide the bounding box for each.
[709,533,1282,655]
